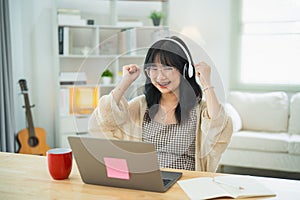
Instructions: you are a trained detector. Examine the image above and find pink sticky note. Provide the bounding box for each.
[104,157,130,180]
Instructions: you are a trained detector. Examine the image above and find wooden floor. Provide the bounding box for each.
[217,165,300,180]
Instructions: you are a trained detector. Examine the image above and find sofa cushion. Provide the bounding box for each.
[229,91,289,132]
[288,93,300,135]
[288,135,300,155]
[228,131,289,153]
[224,103,242,132]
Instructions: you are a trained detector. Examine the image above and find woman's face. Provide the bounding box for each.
[147,56,181,94]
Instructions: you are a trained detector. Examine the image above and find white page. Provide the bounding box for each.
[214,175,276,198]
[178,177,233,200]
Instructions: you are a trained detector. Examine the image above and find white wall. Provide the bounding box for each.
[10,0,232,147]
[10,0,58,147]
[169,0,232,98]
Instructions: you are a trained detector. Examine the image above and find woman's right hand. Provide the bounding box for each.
[112,64,140,105]
[122,64,141,84]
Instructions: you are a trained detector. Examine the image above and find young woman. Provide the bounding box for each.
[88,36,232,172]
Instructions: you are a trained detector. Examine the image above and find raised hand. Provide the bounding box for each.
[194,61,212,87]
[122,64,141,84]
[112,64,141,104]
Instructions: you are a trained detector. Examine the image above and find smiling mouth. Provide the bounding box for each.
[157,81,171,88]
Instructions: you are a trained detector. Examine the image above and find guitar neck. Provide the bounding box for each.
[23,92,35,137]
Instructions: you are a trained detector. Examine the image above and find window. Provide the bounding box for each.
[237,0,300,90]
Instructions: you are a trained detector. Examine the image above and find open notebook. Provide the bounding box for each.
[178,175,276,200]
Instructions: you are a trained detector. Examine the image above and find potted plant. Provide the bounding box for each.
[150,10,164,26]
[101,69,113,84]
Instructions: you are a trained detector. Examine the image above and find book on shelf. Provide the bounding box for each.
[58,26,63,54]
[57,8,86,26]
[59,72,87,85]
[178,175,276,200]
[58,14,86,26]
[57,8,81,15]
[58,26,70,55]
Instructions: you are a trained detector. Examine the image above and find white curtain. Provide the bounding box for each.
[0,0,16,152]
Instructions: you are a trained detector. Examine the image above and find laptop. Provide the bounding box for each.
[68,136,182,192]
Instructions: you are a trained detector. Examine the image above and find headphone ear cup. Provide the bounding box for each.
[188,64,194,78]
[183,64,188,79]
[183,63,193,79]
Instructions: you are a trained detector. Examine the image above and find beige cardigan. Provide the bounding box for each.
[88,93,233,172]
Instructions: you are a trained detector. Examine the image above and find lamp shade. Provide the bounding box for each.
[69,86,98,115]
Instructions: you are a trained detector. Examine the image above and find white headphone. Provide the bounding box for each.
[160,38,194,78]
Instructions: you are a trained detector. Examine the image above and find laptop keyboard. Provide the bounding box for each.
[162,179,172,186]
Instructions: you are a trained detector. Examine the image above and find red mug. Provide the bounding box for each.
[47,148,72,180]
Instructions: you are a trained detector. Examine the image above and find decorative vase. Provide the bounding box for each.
[152,18,161,26]
[102,77,112,85]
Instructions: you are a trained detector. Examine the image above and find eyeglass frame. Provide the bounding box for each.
[145,64,178,77]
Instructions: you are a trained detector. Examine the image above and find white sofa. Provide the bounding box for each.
[220,91,300,173]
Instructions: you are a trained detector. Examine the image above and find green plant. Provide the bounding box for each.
[101,69,113,77]
[149,10,164,20]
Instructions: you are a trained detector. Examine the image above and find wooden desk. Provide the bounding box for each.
[0,152,299,199]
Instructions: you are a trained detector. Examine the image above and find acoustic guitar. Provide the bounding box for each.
[17,79,50,156]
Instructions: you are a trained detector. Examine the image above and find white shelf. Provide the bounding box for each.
[99,83,117,87]
[60,114,91,118]
[59,55,117,59]
[60,83,117,87]
[59,24,169,29]
[60,84,98,88]
[56,0,169,147]
[59,54,146,59]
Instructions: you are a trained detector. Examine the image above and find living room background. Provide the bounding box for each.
[9,0,232,147]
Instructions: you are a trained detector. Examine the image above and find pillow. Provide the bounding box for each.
[289,93,300,135]
[224,103,242,132]
[229,91,289,132]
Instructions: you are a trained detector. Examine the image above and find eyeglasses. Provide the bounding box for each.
[145,65,177,77]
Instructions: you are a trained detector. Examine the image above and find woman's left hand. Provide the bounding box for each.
[194,61,211,87]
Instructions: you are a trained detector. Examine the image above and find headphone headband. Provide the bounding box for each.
[159,38,194,78]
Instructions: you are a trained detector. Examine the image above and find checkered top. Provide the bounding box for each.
[142,106,197,170]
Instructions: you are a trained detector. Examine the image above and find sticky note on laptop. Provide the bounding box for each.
[104,157,130,180]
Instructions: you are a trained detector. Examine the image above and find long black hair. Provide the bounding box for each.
[144,36,202,124]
